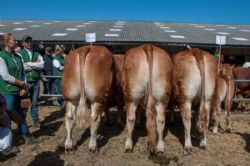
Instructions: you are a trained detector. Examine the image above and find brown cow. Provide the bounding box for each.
[122,44,172,155]
[212,64,235,133]
[62,45,114,152]
[172,48,217,150]
[113,54,142,126]
[233,67,250,97]
[233,67,250,110]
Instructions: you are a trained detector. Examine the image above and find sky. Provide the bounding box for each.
[1,0,250,24]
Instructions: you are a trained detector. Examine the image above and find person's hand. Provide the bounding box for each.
[19,89,26,96]
[35,59,41,63]
[59,66,64,70]
[21,82,29,90]
[23,63,32,71]
[42,77,48,82]
[15,79,24,88]
[15,80,30,90]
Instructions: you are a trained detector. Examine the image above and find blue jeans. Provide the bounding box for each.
[54,79,64,108]
[27,81,40,123]
[2,94,29,135]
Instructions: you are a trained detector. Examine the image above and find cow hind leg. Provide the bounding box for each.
[225,102,232,133]
[213,101,221,134]
[180,102,192,151]
[200,101,211,149]
[89,102,102,152]
[155,102,166,155]
[65,101,77,153]
[125,101,137,152]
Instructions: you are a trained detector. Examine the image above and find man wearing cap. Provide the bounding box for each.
[19,35,44,129]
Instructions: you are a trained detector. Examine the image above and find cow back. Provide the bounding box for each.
[62,45,114,103]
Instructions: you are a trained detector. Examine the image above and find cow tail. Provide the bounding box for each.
[193,49,206,133]
[144,45,157,155]
[77,47,91,128]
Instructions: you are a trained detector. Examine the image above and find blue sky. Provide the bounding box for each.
[1,0,250,24]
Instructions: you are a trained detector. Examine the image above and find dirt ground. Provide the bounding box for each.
[0,105,249,166]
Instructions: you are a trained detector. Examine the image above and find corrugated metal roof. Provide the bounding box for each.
[1,20,250,46]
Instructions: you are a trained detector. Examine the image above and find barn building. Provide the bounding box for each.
[1,20,250,65]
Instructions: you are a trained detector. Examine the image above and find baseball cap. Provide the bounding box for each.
[45,46,52,52]
[21,35,32,42]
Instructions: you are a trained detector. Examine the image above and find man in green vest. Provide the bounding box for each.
[19,35,44,130]
[52,45,65,109]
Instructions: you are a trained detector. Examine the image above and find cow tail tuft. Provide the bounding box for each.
[77,96,90,128]
[76,48,91,128]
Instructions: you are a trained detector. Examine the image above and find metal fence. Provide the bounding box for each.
[40,75,62,97]
[39,75,250,101]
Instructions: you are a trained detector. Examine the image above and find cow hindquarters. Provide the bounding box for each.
[65,101,77,152]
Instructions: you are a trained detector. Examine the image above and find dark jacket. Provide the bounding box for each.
[42,55,53,75]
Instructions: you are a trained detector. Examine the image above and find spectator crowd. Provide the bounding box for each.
[0,33,65,156]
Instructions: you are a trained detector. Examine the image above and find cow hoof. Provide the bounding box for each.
[89,145,98,153]
[225,127,232,133]
[199,142,207,150]
[156,151,165,157]
[199,145,206,150]
[156,141,165,154]
[65,147,74,154]
[199,137,207,150]
[184,146,192,153]
[213,127,218,134]
[89,148,98,153]
[125,139,133,152]
[124,148,133,153]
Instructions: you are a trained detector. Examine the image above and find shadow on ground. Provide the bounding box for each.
[28,146,64,166]
[32,109,64,138]
[235,132,250,153]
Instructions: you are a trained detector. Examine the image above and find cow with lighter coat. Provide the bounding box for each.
[172,48,217,151]
[122,44,172,155]
[62,45,114,153]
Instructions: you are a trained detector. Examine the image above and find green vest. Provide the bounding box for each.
[0,51,23,94]
[19,49,41,81]
[53,55,64,76]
